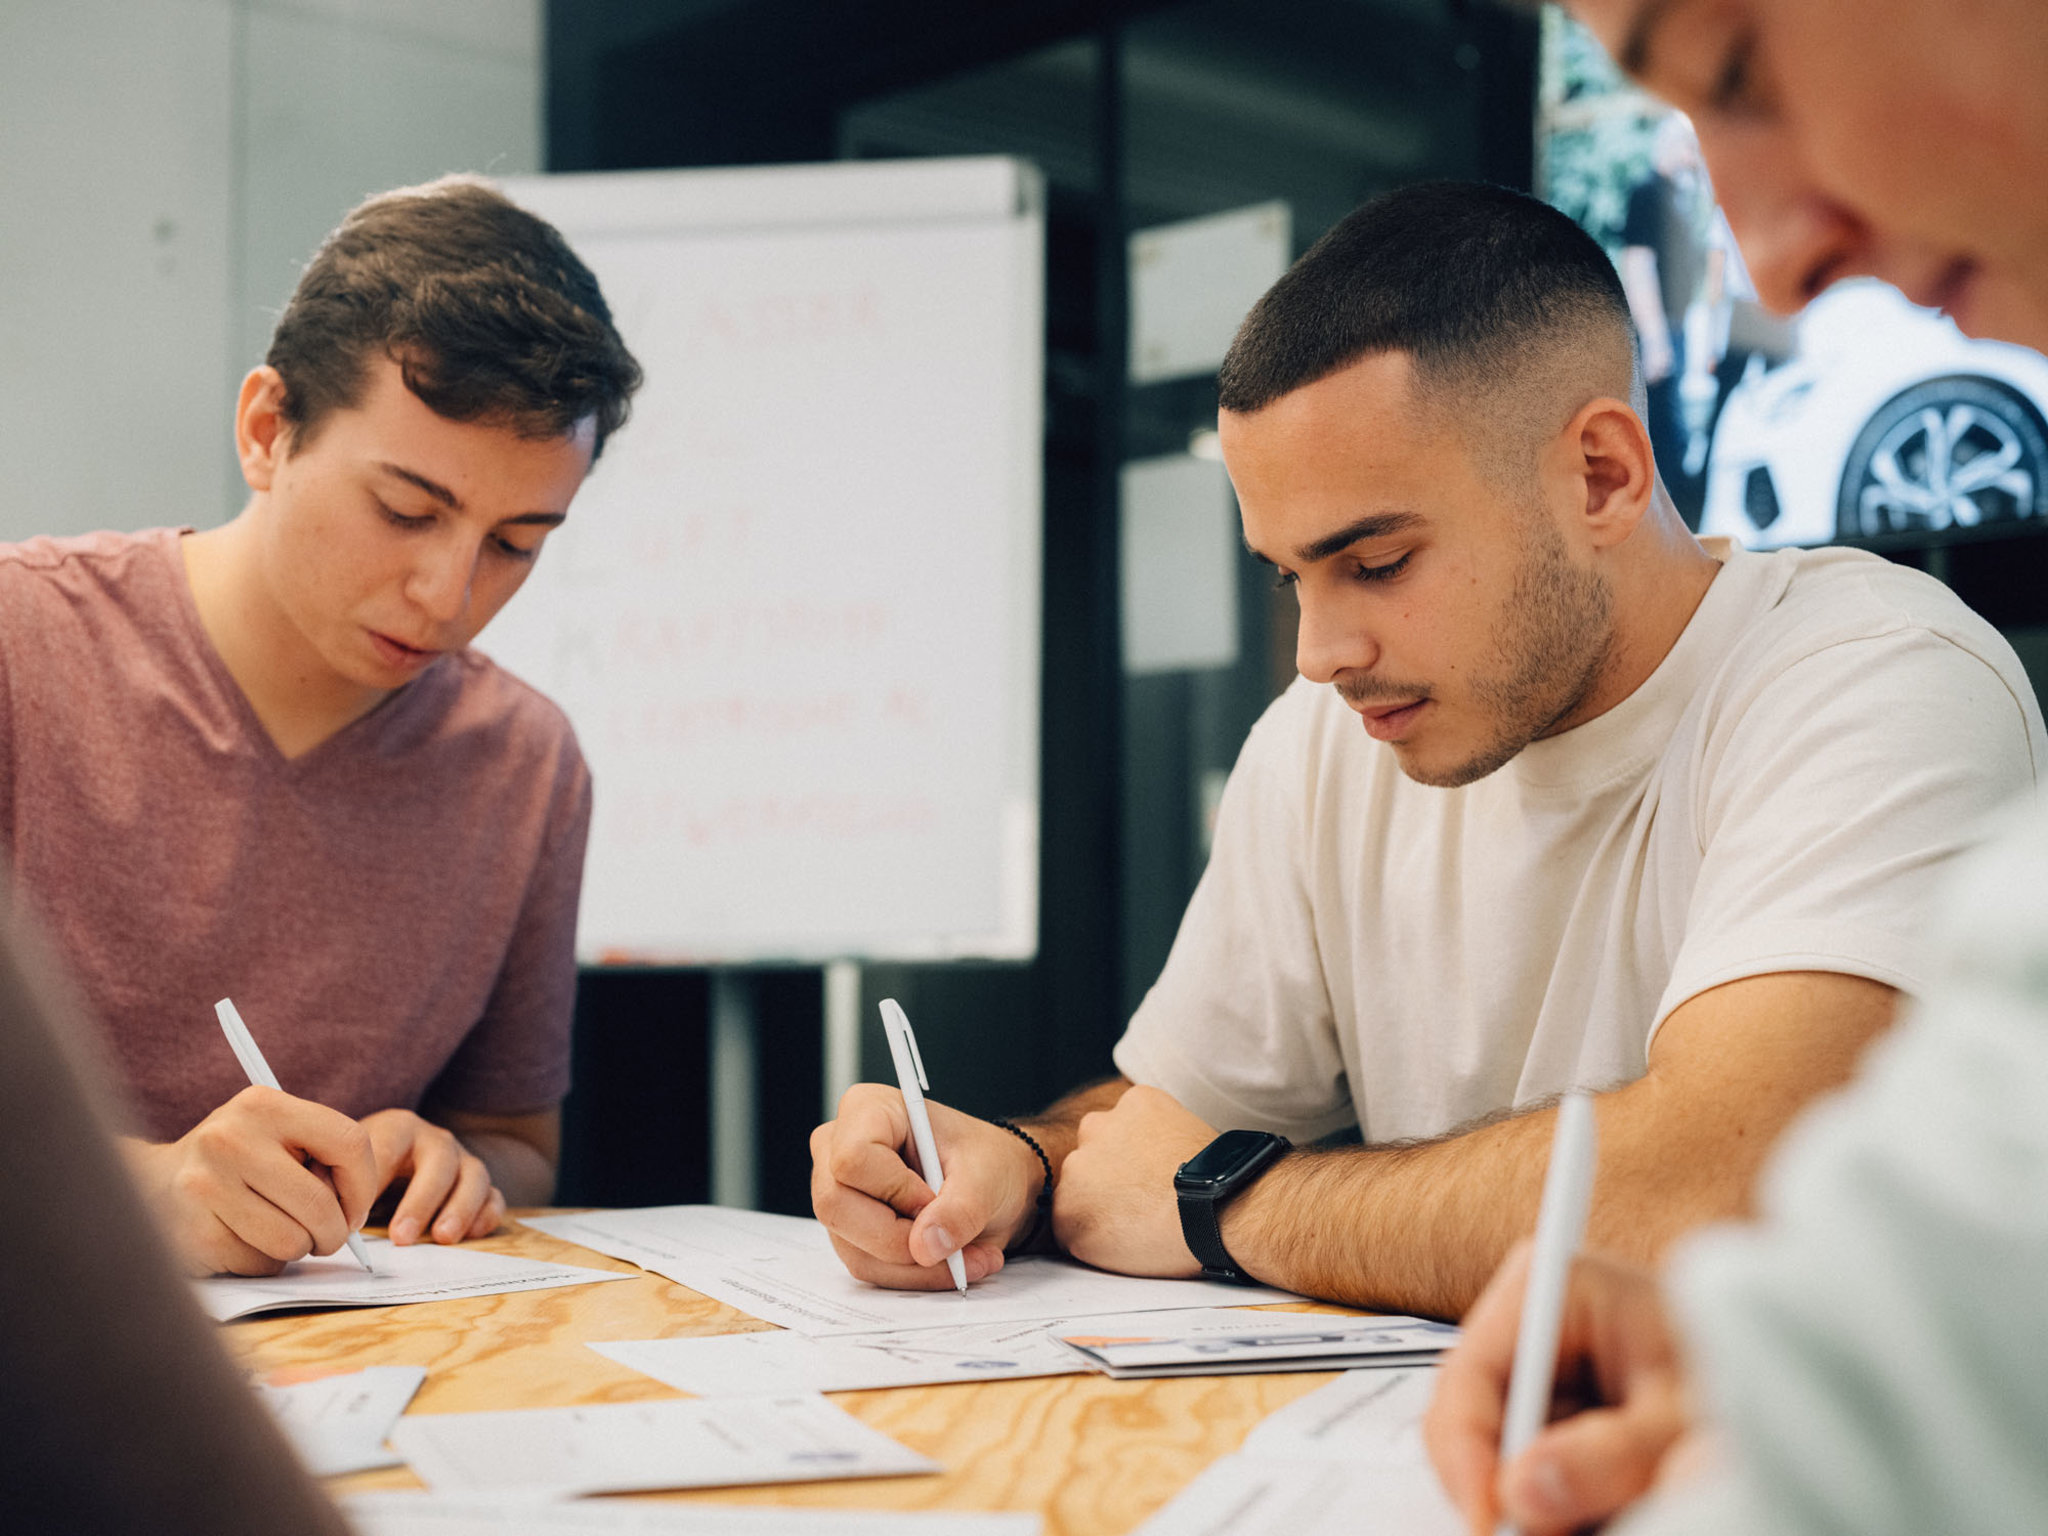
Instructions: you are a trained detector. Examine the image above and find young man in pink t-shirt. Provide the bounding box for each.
[0,177,641,1275]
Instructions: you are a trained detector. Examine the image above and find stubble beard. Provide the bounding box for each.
[1401,510,1615,790]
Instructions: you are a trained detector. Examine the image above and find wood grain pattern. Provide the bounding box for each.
[226,1214,1359,1536]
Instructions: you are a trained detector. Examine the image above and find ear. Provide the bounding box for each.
[1555,395,1656,550]
[234,366,291,493]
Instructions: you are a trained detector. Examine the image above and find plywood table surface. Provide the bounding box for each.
[225,1212,1357,1536]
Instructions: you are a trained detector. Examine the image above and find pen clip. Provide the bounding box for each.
[881,999,930,1092]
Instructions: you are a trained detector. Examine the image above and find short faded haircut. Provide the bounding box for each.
[1218,180,1641,481]
[266,175,643,458]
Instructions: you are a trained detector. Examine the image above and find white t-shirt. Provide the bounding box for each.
[1616,796,2048,1536]
[1113,539,2045,1144]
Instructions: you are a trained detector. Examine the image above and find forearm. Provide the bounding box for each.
[1221,1078,1784,1319]
[459,1129,555,1207]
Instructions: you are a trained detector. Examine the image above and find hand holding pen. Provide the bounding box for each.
[119,1002,381,1278]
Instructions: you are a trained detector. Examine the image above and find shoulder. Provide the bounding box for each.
[0,527,180,604]
[436,648,589,787]
[1716,545,2038,728]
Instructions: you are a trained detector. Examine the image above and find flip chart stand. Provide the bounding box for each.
[708,961,865,1209]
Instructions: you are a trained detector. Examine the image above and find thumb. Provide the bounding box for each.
[908,1177,994,1268]
[1501,1397,1685,1534]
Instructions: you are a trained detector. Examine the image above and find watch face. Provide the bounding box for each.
[1177,1128,1281,1189]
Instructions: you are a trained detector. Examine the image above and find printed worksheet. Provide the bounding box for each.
[524,1207,1299,1336]
[1058,1315,1457,1378]
[253,1364,426,1476]
[1131,1367,1456,1535]
[591,1307,1301,1395]
[1237,1366,1439,1464]
[1131,1456,1462,1536]
[387,1393,938,1497]
[195,1238,629,1321]
[344,1493,1040,1536]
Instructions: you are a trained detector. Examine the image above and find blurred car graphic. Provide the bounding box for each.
[1700,280,2048,548]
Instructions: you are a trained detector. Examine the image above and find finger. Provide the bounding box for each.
[466,1184,508,1240]
[907,1177,997,1269]
[232,1088,380,1230]
[185,1118,356,1256]
[823,1135,937,1219]
[1425,1246,1532,1532]
[830,1084,914,1155]
[390,1129,462,1245]
[200,1172,328,1265]
[431,1154,493,1244]
[812,1174,925,1266]
[1501,1395,1688,1534]
[824,1230,1006,1290]
[193,1210,288,1278]
[387,1130,460,1253]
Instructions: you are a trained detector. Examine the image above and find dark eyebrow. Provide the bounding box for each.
[1619,0,1681,75]
[376,463,460,508]
[1286,511,1426,567]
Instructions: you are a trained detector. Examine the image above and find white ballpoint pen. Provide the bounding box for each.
[214,997,376,1273]
[1496,1091,1598,1536]
[879,998,968,1294]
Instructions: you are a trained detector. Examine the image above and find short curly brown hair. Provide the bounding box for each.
[265,175,643,458]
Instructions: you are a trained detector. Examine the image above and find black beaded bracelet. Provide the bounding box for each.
[991,1116,1055,1253]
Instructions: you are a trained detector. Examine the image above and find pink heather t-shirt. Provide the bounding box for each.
[0,528,591,1142]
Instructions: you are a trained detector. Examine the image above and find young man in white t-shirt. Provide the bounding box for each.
[808,181,2044,1319]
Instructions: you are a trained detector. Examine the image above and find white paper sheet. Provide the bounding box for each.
[591,1308,1298,1396]
[1237,1367,1440,1465]
[524,1207,1299,1336]
[1059,1315,1456,1378]
[387,1394,939,1497]
[253,1365,425,1476]
[344,1492,1040,1535]
[196,1238,630,1321]
[1131,1455,1462,1536]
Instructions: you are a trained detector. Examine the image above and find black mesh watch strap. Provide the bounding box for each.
[1177,1185,1240,1281]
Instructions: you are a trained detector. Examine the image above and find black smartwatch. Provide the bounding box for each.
[1175,1128,1291,1284]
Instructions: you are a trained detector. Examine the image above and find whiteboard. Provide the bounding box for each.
[488,159,1042,964]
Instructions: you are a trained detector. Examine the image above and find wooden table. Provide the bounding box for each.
[227,1215,1357,1536]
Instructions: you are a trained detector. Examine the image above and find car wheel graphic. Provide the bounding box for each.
[1836,375,2048,539]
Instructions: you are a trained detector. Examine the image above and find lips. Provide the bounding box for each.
[368,629,441,672]
[1353,699,1428,742]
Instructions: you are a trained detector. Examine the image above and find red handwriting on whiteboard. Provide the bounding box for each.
[607,789,941,847]
[602,601,891,666]
[622,508,758,569]
[602,689,930,750]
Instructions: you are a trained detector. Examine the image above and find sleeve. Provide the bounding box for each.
[1113,683,1357,1143]
[1650,624,2043,1045]
[422,733,593,1117]
[1631,809,2048,1536]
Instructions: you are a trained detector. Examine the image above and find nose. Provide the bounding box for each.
[407,535,477,627]
[1293,589,1374,685]
[1699,123,1871,316]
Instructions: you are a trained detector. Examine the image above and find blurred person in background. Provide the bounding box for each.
[1427,2,2048,1531]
